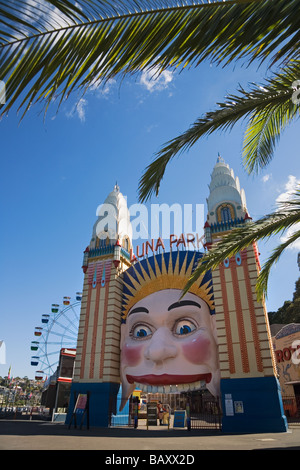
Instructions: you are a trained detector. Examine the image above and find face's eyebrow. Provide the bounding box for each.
[128,306,149,316]
[168,300,201,311]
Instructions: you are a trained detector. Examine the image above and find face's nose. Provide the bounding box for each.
[144,327,177,364]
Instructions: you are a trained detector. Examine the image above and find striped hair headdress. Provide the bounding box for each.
[122,251,215,322]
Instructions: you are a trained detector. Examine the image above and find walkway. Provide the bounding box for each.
[0,419,299,451]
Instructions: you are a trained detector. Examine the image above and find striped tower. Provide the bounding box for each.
[205,156,287,433]
[66,184,132,427]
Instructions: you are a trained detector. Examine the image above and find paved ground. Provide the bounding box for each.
[0,419,299,452]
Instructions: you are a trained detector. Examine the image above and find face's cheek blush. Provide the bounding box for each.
[121,342,143,367]
[181,334,211,365]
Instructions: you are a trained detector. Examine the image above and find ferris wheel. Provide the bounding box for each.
[30,293,82,380]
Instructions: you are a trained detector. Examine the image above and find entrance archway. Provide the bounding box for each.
[110,387,222,430]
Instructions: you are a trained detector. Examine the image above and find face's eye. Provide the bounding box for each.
[174,319,197,336]
[131,324,153,340]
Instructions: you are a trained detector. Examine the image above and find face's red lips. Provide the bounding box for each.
[126,373,211,386]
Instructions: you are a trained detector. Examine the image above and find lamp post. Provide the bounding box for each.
[113,239,121,269]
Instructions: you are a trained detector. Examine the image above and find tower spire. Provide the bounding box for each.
[68,182,133,427]
[205,156,249,245]
[217,152,223,163]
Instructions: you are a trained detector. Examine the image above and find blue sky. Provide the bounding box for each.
[1,59,300,379]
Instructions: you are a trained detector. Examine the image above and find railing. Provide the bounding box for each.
[88,246,130,260]
[187,396,222,430]
[109,395,137,428]
[88,246,114,258]
[210,217,245,234]
[0,406,50,420]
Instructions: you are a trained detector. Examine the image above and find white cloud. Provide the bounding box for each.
[262,173,271,183]
[146,123,158,133]
[90,78,117,99]
[65,98,87,122]
[276,175,300,205]
[276,175,300,250]
[76,98,87,122]
[64,77,117,122]
[139,67,173,93]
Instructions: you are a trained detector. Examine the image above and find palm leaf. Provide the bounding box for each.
[256,227,300,299]
[1,0,300,117]
[182,189,300,300]
[138,61,300,201]
[243,62,300,173]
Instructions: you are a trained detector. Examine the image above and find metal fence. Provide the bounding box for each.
[187,396,222,430]
[109,395,137,428]
[0,406,50,420]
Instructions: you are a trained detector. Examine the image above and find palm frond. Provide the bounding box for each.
[181,190,300,298]
[256,227,300,300]
[138,62,300,201]
[1,0,300,117]
[243,62,300,173]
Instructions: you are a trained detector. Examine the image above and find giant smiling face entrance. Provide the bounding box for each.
[119,251,220,412]
[67,168,288,432]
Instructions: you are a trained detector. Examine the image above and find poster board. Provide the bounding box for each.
[75,394,88,412]
[225,394,234,416]
[68,392,90,429]
[147,402,158,427]
[173,410,186,427]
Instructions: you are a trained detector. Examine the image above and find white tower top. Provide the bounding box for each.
[91,183,133,250]
[207,155,247,214]
[204,155,251,244]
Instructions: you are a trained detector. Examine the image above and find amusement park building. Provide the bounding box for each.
[271,323,300,418]
[60,156,290,433]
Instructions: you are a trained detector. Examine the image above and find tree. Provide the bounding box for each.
[1,0,300,297]
[268,278,300,324]
[1,1,299,131]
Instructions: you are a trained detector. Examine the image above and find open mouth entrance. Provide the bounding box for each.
[109,385,222,430]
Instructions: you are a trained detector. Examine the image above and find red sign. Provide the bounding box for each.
[130,233,205,263]
[75,394,87,412]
